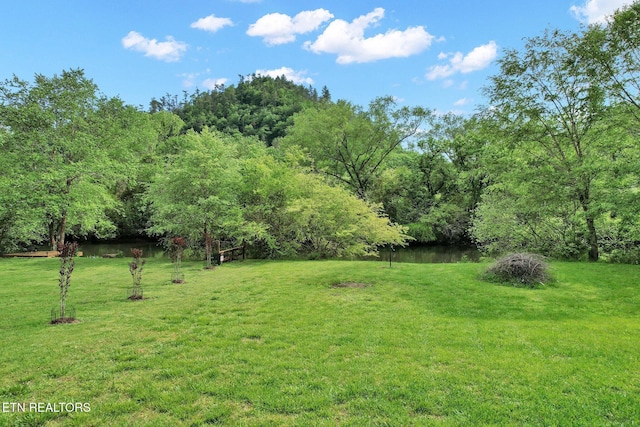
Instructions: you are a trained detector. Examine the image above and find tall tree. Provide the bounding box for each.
[279,96,430,200]
[145,128,248,267]
[239,148,409,258]
[480,29,612,261]
[0,69,148,250]
[373,114,488,244]
[582,1,640,121]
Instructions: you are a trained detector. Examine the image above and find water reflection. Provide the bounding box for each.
[74,240,165,258]
[70,241,479,264]
[363,245,481,264]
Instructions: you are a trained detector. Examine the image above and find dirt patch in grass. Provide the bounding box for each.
[331,282,372,288]
[50,317,79,325]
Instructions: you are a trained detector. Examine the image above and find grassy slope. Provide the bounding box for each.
[0,258,638,426]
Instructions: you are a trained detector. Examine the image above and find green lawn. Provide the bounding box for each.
[0,257,638,426]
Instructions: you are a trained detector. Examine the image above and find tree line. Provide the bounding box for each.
[1,1,639,262]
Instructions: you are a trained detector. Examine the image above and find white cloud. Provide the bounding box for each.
[191,14,233,32]
[453,98,471,106]
[122,31,187,62]
[202,78,229,90]
[570,0,633,24]
[255,67,314,85]
[304,7,435,64]
[426,41,497,80]
[247,9,333,45]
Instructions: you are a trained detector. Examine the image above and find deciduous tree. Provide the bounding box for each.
[0,69,153,250]
[145,128,248,267]
[279,96,430,200]
[477,29,633,260]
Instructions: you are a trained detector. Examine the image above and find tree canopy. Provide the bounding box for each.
[279,96,430,200]
[0,69,157,250]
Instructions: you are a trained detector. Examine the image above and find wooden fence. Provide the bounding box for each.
[217,240,245,265]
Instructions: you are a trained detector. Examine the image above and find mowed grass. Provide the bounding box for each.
[0,258,639,426]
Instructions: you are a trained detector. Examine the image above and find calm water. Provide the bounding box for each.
[71,241,480,264]
[372,244,481,264]
[41,240,167,258]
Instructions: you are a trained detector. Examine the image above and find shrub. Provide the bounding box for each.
[484,252,551,288]
[602,248,640,265]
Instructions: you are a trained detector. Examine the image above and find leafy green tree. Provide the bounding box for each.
[0,69,151,250]
[369,114,487,244]
[581,1,640,120]
[279,96,430,200]
[0,128,44,251]
[239,148,409,258]
[145,128,249,267]
[477,29,634,260]
[110,110,185,238]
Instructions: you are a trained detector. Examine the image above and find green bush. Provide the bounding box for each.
[601,248,640,264]
[484,252,551,288]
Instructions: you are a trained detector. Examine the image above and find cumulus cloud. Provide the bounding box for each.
[202,78,229,90]
[570,0,633,24]
[122,31,187,62]
[255,67,314,85]
[191,14,233,32]
[304,7,435,64]
[453,98,471,106]
[426,41,497,80]
[247,9,333,45]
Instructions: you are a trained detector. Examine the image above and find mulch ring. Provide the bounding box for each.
[331,282,372,289]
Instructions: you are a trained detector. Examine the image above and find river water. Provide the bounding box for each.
[70,241,480,264]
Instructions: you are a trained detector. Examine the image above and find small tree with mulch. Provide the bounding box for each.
[170,236,187,283]
[128,248,146,300]
[51,242,79,324]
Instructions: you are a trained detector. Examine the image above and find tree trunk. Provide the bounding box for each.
[49,220,57,250]
[585,215,599,262]
[204,223,213,268]
[57,212,67,250]
[579,191,598,262]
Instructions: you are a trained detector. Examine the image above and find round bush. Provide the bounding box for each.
[484,252,550,287]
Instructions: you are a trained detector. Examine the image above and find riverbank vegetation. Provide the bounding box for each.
[2,2,640,262]
[0,258,638,425]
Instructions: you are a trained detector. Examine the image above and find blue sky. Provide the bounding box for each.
[1,0,634,114]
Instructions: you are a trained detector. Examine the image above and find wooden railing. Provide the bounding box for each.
[217,241,245,264]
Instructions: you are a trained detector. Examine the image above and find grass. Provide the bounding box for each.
[0,257,638,426]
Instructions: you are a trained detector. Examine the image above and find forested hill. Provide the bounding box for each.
[151,74,332,146]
